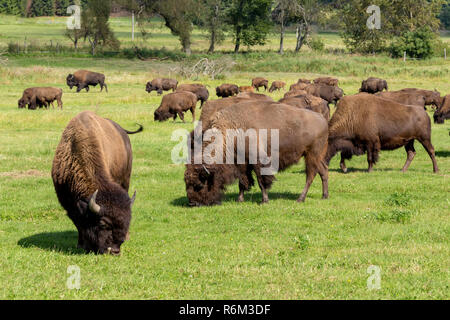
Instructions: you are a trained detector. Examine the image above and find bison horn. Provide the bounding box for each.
[130,191,137,206]
[89,190,101,214]
[202,165,210,176]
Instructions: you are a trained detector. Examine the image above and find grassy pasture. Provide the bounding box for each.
[0,16,449,300]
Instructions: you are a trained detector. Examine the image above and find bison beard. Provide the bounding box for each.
[184,102,329,206]
[326,93,439,173]
[52,111,143,254]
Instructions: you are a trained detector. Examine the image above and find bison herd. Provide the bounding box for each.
[15,70,449,255]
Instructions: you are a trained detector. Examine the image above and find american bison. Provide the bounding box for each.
[297,79,311,84]
[51,111,143,254]
[252,77,269,92]
[216,84,239,98]
[239,86,254,93]
[269,81,286,93]
[154,91,198,123]
[184,102,329,206]
[18,87,63,110]
[236,92,273,101]
[305,84,344,105]
[326,94,439,173]
[279,94,330,120]
[176,83,209,107]
[314,77,339,87]
[67,70,108,93]
[146,78,178,95]
[434,95,450,124]
[359,77,388,94]
[289,82,309,92]
[284,90,308,99]
[376,89,441,110]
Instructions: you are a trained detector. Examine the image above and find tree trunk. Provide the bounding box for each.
[279,21,285,55]
[234,26,241,54]
[295,24,309,52]
[25,0,33,17]
[208,29,216,54]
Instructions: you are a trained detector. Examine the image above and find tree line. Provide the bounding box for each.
[1,0,449,58]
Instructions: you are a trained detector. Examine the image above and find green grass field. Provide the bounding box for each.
[0,16,449,300]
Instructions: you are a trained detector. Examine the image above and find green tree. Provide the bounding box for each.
[341,0,444,54]
[81,0,119,55]
[197,0,231,53]
[440,0,450,29]
[227,0,272,53]
[272,0,302,54]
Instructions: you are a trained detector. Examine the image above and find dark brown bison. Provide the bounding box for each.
[376,89,441,110]
[359,77,388,94]
[146,78,178,95]
[434,95,450,124]
[252,77,269,92]
[216,84,239,98]
[297,79,311,84]
[67,70,108,93]
[18,87,63,110]
[176,84,209,107]
[314,77,339,87]
[52,111,143,254]
[284,90,308,98]
[279,94,330,120]
[184,102,329,206]
[239,86,254,93]
[269,81,286,93]
[326,94,439,173]
[289,82,309,92]
[154,91,198,123]
[305,84,344,104]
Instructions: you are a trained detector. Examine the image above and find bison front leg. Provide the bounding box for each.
[178,112,185,123]
[340,155,348,173]
[401,140,416,172]
[190,106,196,123]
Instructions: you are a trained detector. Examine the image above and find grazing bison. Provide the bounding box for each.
[326,94,439,173]
[154,91,198,123]
[314,77,339,87]
[297,78,311,84]
[376,89,441,110]
[18,87,63,110]
[146,78,178,95]
[269,81,286,93]
[236,92,273,101]
[184,102,329,206]
[176,84,209,107]
[359,77,388,94]
[284,90,308,99]
[434,95,450,124]
[279,94,330,120]
[67,70,108,93]
[289,82,309,92]
[216,84,239,98]
[252,77,269,92]
[239,86,254,93]
[51,111,143,254]
[305,84,344,104]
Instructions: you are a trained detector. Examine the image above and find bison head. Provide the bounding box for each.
[66,74,77,89]
[18,98,27,109]
[145,82,155,93]
[76,189,136,255]
[427,90,441,108]
[154,108,172,122]
[434,95,450,124]
[184,164,225,207]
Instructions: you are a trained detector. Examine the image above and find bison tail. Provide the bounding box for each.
[124,124,144,135]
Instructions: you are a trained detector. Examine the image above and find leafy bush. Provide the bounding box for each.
[308,37,325,52]
[389,27,436,59]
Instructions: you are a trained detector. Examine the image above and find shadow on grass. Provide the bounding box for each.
[436,151,450,158]
[18,231,85,255]
[171,191,315,207]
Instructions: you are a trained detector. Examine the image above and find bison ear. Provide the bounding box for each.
[88,190,102,214]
